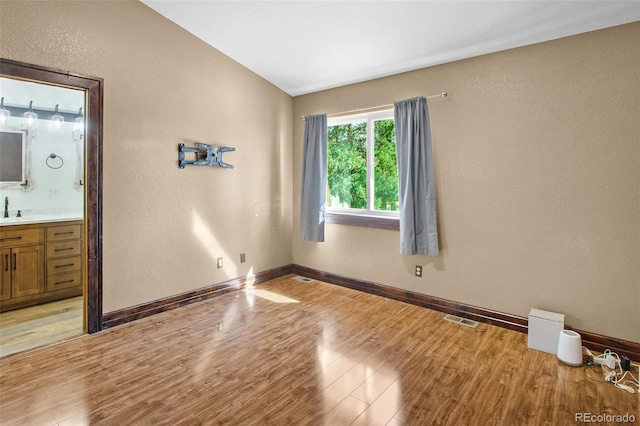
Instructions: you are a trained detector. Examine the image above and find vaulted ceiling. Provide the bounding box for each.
[142,1,640,96]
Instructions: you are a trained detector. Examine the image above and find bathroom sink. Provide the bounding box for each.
[0,212,83,226]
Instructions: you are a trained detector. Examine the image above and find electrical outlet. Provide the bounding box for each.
[217,257,223,269]
[240,253,246,263]
[415,265,422,277]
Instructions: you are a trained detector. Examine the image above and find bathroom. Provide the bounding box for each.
[0,76,86,356]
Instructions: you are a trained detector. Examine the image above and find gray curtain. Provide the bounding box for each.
[394,97,439,256]
[300,114,327,242]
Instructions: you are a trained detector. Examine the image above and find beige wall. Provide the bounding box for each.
[293,23,639,343]
[1,2,637,343]
[0,1,293,312]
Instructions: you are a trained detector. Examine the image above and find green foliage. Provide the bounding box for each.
[327,119,398,211]
[327,121,367,209]
[373,119,398,211]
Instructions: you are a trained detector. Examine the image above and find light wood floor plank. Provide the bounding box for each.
[0,296,83,357]
[0,275,637,425]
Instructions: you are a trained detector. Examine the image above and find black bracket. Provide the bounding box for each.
[178,143,235,169]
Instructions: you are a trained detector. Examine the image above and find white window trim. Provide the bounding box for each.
[327,109,398,220]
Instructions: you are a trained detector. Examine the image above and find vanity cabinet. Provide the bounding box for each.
[46,224,83,292]
[1,245,45,300]
[0,221,82,312]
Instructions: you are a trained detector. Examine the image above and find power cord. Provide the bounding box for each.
[582,347,639,394]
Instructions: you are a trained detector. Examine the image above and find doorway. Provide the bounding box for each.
[0,58,103,355]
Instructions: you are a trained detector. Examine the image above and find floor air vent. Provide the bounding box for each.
[293,275,314,283]
[443,314,479,328]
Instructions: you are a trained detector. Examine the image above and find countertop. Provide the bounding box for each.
[0,213,83,226]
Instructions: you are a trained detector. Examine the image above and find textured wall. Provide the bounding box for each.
[2,2,637,343]
[293,23,640,343]
[0,1,293,312]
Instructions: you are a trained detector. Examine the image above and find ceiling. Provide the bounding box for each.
[141,1,640,96]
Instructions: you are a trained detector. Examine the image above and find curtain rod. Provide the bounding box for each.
[303,91,447,120]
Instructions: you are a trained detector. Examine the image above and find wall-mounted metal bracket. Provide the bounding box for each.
[178,142,235,169]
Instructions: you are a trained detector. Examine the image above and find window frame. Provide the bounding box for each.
[325,109,400,230]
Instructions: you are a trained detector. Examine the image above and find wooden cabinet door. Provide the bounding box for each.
[0,248,10,301]
[11,245,45,298]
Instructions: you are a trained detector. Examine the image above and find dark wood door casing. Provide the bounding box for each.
[0,58,103,333]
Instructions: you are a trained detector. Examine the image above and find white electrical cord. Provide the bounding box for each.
[583,347,639,394]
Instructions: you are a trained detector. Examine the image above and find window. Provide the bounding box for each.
[326,110,399,228]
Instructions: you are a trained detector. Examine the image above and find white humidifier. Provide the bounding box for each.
[557,330,583,366]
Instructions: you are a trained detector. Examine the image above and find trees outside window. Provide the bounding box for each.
[327,111,398,216]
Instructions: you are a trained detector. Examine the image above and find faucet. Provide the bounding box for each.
[3,197,8,218]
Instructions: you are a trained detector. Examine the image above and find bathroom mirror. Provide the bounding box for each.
[0,129,29,187]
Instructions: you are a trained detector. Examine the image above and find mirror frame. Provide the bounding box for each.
[0,128,30,188]
[0,58,103,333]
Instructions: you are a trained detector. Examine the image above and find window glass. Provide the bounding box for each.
[327,112,398,217]
[373,119,397,211]
[327,120,367,209]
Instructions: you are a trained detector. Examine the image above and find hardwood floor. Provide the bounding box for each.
[0,275,637,425]
[0,296,83,357]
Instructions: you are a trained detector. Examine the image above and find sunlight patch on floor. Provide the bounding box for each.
[245,266,256,287]
[243,288,299,304]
